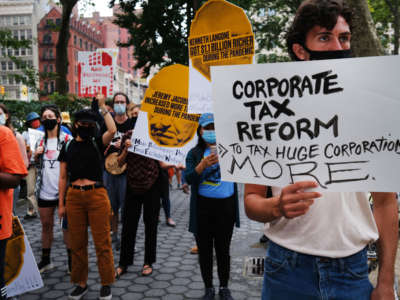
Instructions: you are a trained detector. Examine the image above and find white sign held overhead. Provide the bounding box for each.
[212,55,400,192]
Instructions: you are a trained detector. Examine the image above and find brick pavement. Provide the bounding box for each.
[16,184,265,300]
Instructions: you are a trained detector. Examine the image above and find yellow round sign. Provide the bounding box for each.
[189,0,254,81]
[141,64,199,148]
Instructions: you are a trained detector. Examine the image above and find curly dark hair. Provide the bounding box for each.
[287,0,353,61]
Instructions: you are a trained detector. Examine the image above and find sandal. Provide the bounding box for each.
[141,264,153,276]
[115,266,127,280]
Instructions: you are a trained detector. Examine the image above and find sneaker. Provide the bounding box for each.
[24,213,37,220]
[202,287,215,300]
[219,287,233,300]
[99,285,112,300]
[68,285,88,300]
[37,260,54,273]
[166,218,176,227]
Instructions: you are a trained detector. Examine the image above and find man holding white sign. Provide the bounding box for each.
[244,1,398,299]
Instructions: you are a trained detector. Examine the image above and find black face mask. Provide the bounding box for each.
[303,45,352,60]
[42,119,58,131]
[76,126,95,140]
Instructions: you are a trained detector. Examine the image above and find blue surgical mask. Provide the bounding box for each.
[0,114,5,126]
[202,130,216,144]
[114,103,126,115]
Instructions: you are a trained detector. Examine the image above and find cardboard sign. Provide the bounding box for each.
[78,49,116,98]
[5,217,43,297]
[188,0,254,113]
[212,55,400,192]
[129,64,199,165]
[27,128,44,151]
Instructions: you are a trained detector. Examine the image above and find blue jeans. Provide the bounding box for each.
[103,171,127,214]
[262,241,373,300]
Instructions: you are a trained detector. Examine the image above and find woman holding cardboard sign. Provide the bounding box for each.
[185,113,240,300]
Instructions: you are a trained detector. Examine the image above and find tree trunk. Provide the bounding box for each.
[393,4,399,54]
[347,0,384,57]
[56,0,78,95]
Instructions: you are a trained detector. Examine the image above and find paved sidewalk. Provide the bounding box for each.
[16,184,265,299]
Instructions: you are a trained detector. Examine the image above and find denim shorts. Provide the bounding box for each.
[262,241,373,300]
[103,171,126,214]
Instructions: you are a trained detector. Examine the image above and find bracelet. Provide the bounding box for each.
[100,109,108,116]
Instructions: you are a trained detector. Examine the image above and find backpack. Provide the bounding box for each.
[126,152,159,194]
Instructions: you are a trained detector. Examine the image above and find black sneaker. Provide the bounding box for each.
[37,260,54,273]
[68,285,88,300]
[202,287,215,300]
[24,213,37,220]
[99,285,112,300]
[219,287,233,300]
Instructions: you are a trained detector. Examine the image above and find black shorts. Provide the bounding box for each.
[38,198,58,208]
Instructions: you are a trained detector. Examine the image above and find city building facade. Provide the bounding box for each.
[0,0,49,100]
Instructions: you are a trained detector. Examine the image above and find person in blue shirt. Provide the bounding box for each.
[185,113,240,300]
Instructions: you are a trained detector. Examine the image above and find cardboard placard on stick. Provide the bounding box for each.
[188,0,254,113]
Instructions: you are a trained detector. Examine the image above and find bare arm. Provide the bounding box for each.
[15,133,28,168]
[97,94,117,146]
[0,173,21,189]
[371,192,398,300]
[58,162,68,219]
[244,181,321,223]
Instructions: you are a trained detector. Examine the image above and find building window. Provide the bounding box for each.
[14,48,19,56]
[26,15,31,24]
[2,76,7,85]
[19,15,25,25]
[56,18,61,26]
[49,64,53,73]
[1,62,6,71]
[8,61,13,70]
[44,82,49,94]
[21,48,26,56]
[66,81,69,92]
[74,35,77,45]
[50,81,55,93]
[20,30,25,41]
[49,49,53,59]
[43,34,52,44]
[8,76,14,85]
[75,82,78,94]
[13,30,18,40]
[27,48,32,55]
[79,38,82,49]
[90,44,93,51]
[85,41,88,50]
[6,16,11,26]
[13,16,18,25]
[44,64,48,73]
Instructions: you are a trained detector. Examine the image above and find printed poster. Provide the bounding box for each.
[129,64,200,165]
[211,55,400,192]
[188,0,255,113]
[78,49,116,98]
[6,217,43,297]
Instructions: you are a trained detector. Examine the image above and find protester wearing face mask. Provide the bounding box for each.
[103,92,136,250]
[185,113,240,300]
[58,94,117,300]
[0,104,28,214]
[21,111,41,219]
[33,105,72,274]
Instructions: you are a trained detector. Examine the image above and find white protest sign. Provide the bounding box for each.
[212,55,400,192]
[6,218,43,297]
[188,0,254,113]
[78,50,115,98]
[27,128,44,151]
[129,64,199,165]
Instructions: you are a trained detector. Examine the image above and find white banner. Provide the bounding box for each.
[78,50,115,98]
[27,128,44,151]
[212,55,400,192]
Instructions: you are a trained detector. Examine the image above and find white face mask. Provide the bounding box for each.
[0,114,6,126]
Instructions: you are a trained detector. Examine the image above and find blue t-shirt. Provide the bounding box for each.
[198,148,234,199]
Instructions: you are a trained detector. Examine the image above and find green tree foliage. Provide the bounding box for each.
[369,0,399,54]
[0,94,89,131]
[111,0,255,76]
